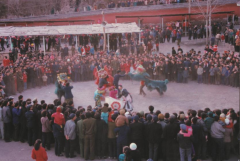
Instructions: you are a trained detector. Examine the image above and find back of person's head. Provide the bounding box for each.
[222,109,228,115]
[86,112,91,118]
[41,110,47,117]
[165,112,170,119]
[192,117,198,124]
[14,102,19,108]
[80,114,86,120]
[204,107,211,113]
[215,109,221,116]
[186,120,191,126]
[94,113,101,120]
[187,109,192,116]
[68,101,73,106]
[34,139,42,151]
[149,105,154,112]
[18,95,23,100]
[104,103,109,108]
[214,115,219,121]
[197,110,203,117]
[42,103,47,110]
[66,83,70,86]
[201,112,207,120]
[191,110,197,117]
[37,105,42,111]
[76,110,81,117]
[155,110,161,116]
[111,113,118,121]
[173,112,177,118]
[169,115,176,123]
[40,100,45,105]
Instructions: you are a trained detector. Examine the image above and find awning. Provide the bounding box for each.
[0,23,141,37]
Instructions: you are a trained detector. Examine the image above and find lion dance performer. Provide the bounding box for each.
[128,65,169,96]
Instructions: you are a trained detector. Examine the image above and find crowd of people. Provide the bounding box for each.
[0,21,239,160]
[0,96,239,161]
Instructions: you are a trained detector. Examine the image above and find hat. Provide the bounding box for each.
[220,113,225,118]
[130,143,137,150]
[139,111,144,117]
[120,109,125,115]
[133,115,139,121]
[153,115,158,122]
[180,124,187,131]
[180,114,185,119]
[69,113,76,119]
[158,114,164,120]
[33,98,37,102]
[8,96,14,100]
[225,119,230,125]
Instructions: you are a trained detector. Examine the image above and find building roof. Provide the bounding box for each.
[0,22,140,36]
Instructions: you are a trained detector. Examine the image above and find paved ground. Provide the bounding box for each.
[0,80,239,161]
[10,80,240,114]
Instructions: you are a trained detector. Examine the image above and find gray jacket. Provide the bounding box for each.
[2,106,11,123]
[211,121,225,138]
[64,119,76,140]
[197,68,203,75]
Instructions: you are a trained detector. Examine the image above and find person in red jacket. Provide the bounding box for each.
[31,139,48,161]
[51,106,65,127]
[3,56,10,67]
[23,71,27,90]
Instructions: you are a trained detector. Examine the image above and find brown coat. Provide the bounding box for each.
[83,118,96,136]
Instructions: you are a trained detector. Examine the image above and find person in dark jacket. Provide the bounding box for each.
[95,113,108,159]
[115,123,130,158]
[19,101,27,142]
[191,117,201,161]
[25,105,36,146]
[129,115,144,158]
[12,102,21,141]
[62,83,73,104]
[147,115,162,161]
[113,70,126,89]
[163,115,180,161]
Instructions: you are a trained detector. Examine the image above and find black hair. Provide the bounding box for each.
[76,110,81,117]
[40,100,45,105]
[214,116,219,121]
[201,113,207,120]
[68,101,73,106]
[34,139,42,151]
[191,110,197,117]
[86,112,91,118]
[41,110,47,117]
[94,113,101,120]
[80,114,86,120]
[197,110,203,117]
[149,105,154,112]
[104,103,109,107]
[155,110,161,116]
[192,117,198,124]
[18,95,23,100]
[186,120,191,126]
[42,103,47,110]
[165,112,170,119]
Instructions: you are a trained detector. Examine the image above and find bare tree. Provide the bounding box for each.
[195,0,229,44]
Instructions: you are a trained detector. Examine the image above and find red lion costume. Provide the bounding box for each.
[94,68,114,91]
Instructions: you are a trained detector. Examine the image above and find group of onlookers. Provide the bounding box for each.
[0,96,239,161]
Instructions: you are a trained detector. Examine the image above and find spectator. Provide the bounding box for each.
[31,139,48,161]
[64,113,77,158]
